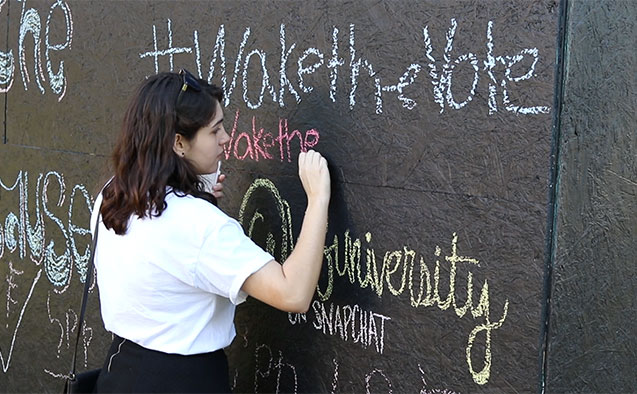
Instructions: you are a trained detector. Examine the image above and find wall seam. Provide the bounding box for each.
[539,0,570,392]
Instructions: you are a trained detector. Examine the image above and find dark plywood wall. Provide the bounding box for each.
[545,0,637,392]
[1,0,629,393]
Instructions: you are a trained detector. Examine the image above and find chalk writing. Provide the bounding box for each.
[223,110,320,162]
[230,369,238,391]
[239,178,295,262]
[254,343,298,394]
[424,18,549,115]
[80,321,93,367]
[287,311,306,325]
[42,171,72,290]
[138,18,192,75]
[321,231,509,385]
[42,369,70,380]
[1,170,93,374]
[44,0,73,99]
[0,171,93,289]
[43,299,92,375]
[311,300,391,354]
[0,268,42,372]
[236,325,462,393]
[330,358,339,394]
[366,369,393,394]
[0,0,73,100]
[239,178,509,385]
[5,262,22,326]
[140,19,549,115]
[419,364,460,394]
[46,291,69,358]
[242,48,277,109]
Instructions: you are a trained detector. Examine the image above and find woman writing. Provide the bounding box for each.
[91,70,330,393]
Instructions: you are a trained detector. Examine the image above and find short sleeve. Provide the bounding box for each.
[194,218,274,305]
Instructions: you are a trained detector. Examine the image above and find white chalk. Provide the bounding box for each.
[212,160,222,185]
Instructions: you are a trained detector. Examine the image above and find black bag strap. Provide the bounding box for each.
[68,208,101,379]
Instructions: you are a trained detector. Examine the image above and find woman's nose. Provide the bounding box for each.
[219,127,230,145]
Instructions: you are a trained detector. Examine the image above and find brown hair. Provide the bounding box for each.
[101,72,223,234]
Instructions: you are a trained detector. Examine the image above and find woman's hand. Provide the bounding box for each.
[298,150,330,204]
[212,174,226,199]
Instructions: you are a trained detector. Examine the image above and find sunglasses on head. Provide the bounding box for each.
[176,69,201,108]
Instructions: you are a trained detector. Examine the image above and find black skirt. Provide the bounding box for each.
[94,335,231,393]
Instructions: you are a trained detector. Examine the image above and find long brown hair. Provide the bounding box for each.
[101,72,223,235]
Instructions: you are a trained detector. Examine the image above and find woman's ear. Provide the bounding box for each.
[173,134,187,157]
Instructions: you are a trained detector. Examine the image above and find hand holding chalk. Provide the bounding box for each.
[298,150,330,204]
[211,161,225,199]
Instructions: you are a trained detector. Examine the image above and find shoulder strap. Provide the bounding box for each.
[68,207,101,378]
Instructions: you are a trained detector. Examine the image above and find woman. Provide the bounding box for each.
[91,70,330,393]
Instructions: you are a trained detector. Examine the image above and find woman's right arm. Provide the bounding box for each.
[241,150,331,313]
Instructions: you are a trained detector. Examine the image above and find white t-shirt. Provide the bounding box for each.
[90,189,274,355]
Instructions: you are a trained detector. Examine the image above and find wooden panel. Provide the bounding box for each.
[545,1,637,392]
[0,1,561,392]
